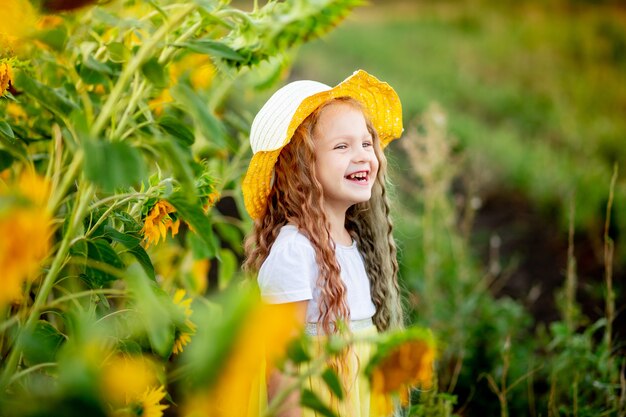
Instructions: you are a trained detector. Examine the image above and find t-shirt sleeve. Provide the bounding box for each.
[258,241,315,304]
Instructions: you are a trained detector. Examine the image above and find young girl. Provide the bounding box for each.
[243,70,404,417]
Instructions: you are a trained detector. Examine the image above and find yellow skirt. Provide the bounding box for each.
[250,323,387,417]
[300,324,381,417]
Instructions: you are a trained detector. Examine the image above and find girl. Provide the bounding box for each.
[243,70,404,417]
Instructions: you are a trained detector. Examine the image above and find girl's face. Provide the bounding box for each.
[313,102,379,216]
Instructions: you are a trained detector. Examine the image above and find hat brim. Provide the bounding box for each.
[243,70,403,220]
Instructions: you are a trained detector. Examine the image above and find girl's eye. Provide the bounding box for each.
[334,144,347,150]
[362,141,373,148]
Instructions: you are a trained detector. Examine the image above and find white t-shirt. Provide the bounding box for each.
[258,225,376,323]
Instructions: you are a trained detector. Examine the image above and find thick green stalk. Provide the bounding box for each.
[47,149,84,214]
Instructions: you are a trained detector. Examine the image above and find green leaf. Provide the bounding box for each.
[107,42,128,63]
[104,225,141,248]
[117,339,143,355]
[214,222,244,255]
[181,285,256,387]
[187,231,216,259]
[84,208,109,239]
[177,40,244,61]
[321,368,344,400]
[104,225,156,281]
[300,389,339,417]
[125,264,175,358]
[142,57,167,88]
[21,321,66,367]
[286,337,311,364]
[35,26,68,51]
[153,138,195,191]
[128,245,156,282]
[83,238,125,288]
[84,56,114,75]
[159,115,195,146]
[79,56,114,85]
[0,119,27,161]
[83,139,146,192]
[0,120,15,140]
[217,248,237,289]
[15,72,78,118]
[170,83,226,149]
[168,191,218,254]
[0,150,13,170]
[111,210,143,234]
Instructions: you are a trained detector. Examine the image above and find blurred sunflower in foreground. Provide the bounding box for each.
[181,302,303,417]
[366,328,436,415]
[0,0,39,45]
[172,289,197,355]
[117,386,168,417]
[0,171,52,308]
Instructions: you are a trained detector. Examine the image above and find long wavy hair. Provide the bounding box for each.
[244,97,403,334]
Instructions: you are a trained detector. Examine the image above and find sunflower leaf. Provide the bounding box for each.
[81,238,125,288]
[300,389,339,417]
[104,225,156,281]
[168,191,218,256]
[83,139,146,193]
[21,321,66,367]
[125,264,175,358]
[321,368,344,400]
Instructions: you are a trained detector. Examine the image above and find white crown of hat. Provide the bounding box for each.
[250,80,331,154]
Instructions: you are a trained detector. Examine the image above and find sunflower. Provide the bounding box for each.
[127,386,168,417]
[6,102,26,120]
[0,62,13,96]
[148,88,173,116]
[190,259,209,294]
[181,302,303,417]
[203,190,220,213]
[367,328,436,415]
[142,200,180,248]
[0,0,39,43]
[172,289,196,355]
[0,171,52,307]
[101,354,158,406]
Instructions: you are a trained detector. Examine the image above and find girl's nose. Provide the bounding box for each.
[353,146,373,163]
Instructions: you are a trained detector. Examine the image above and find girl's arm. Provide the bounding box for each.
[267,300,308,417]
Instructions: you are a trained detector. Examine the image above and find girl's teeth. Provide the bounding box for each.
[348,172,367,180]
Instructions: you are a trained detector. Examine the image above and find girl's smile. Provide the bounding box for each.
[313,102,379,216]
[345,170,370,183]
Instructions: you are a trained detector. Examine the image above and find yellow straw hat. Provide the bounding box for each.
[242,69,403,220]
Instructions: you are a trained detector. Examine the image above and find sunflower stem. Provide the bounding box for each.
[111,18,203,141]
[91,3,197,138]
[47,149,84,214]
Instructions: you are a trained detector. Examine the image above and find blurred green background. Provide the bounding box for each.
[275,0,625,414]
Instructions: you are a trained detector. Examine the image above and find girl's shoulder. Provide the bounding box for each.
[258,225,317,304]
[272,224,314,250]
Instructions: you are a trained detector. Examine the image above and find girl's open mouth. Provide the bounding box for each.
[345,171,369,183]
